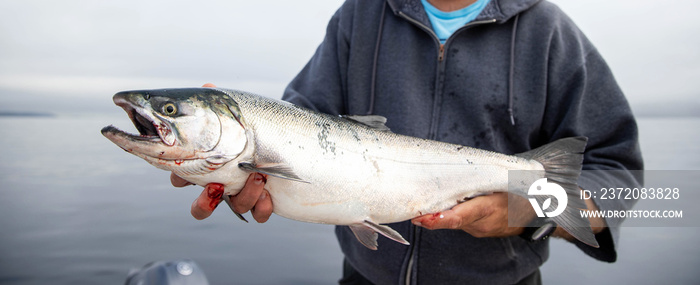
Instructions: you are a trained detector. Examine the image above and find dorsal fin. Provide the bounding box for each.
[341,115,391,132]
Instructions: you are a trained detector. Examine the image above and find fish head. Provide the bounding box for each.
[101,88,249,174]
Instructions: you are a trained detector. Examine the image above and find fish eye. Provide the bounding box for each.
[163,103,177,116]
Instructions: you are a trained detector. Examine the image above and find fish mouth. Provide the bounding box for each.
[101,97,176,148]
[131,108,160,139]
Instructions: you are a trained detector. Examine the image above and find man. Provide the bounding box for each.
[173,0,643,283]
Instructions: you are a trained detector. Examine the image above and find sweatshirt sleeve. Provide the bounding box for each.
[281,2,352,115]
[541,11,644,262]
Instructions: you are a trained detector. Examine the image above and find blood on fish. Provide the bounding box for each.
[156,123,172,138]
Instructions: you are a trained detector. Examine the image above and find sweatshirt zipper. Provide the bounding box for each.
[397,12,496,285]
[398,12,496,61]
[438,44,445,61]
[397,12,442,61]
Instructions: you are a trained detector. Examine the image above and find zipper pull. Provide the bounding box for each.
[438,44,445,61]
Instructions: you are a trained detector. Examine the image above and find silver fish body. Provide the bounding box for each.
[102,88,598,249]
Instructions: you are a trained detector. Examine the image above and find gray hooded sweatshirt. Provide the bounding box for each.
[282,0,644,284]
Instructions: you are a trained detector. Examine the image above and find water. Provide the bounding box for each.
[0,115,698,284]
[0,115,343,284]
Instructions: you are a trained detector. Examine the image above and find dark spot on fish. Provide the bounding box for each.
[456,146,463,151]
[317,122,336,155]
[351,129,361,142]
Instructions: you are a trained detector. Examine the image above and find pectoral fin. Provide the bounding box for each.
[238,162,308,183]
[348,220,410,250]
[222,194,249,223]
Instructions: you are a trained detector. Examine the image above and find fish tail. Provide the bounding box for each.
[516,136,599,247]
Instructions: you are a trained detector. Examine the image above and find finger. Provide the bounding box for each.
[202,83,217,88]
[455,194,514,237]
[191,183,225,220]
[411,209,463,230]
[411,198,487,231]
[411,213,442,229]
[251,189,273,223]
[453,198,490,226]
[230,173,266,214]
[171,172,194,187]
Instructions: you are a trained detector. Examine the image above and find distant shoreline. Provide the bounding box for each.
[0,111,56,117]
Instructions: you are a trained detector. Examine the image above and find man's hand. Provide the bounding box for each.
[171,173,273,223]
[412,190,606,240]
[411,192,534,238]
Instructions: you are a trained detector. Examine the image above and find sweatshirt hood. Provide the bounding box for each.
[387,0,543,25]
[377,0,541,125]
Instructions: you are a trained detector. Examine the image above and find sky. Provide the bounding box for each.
[1,0,699,115]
